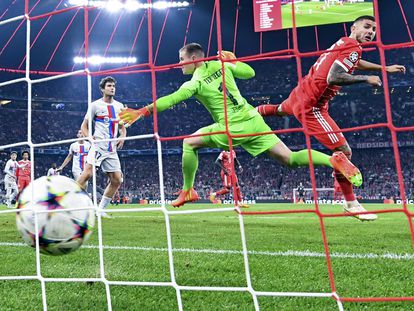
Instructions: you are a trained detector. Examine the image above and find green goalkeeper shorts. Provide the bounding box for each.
[200,115,280,157]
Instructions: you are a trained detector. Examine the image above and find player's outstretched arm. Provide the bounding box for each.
[117,123,127,149]
[214,158,227,172]
[220,50,255,80]
[16,162,28,169]
[229,62,255,80]
[357,59,406,74]
[118,106,152,127]
[235,158,243,173]
[327,62,382,86]
[119,87,195,127]
[220,51,237,63]
[57,154,73,172]
[80,119,89,138]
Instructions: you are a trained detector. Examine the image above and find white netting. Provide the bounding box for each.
[0,7,346,309]
[8,1,413,310]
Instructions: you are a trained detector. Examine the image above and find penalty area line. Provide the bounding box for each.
[0,242,413,261]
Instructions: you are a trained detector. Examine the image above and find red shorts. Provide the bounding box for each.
[221,170,238,188]
[280,87,347,151]
[18,177,31,192]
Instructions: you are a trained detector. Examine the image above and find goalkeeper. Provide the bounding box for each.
[119,43,362,207]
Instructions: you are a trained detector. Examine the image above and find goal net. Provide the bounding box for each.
[0,0,413,310]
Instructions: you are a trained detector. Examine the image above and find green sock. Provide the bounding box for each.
[289,149,332,168]
[182,143,199,191]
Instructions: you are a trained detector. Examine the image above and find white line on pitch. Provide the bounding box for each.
[100,215,402,221]
[113,215,305,219]
[0,242,413,261]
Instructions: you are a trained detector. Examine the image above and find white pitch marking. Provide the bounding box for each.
[103,215,403,221]
[0,242,413,261]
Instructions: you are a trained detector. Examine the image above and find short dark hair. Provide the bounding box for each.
[354,15,375,24]
[180,43,205,57]
[99,76,116,90]
[22,151,29,157]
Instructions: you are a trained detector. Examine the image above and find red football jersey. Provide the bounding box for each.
[301,37,362,107]
[17,160,31,179]
[218,150,236,173]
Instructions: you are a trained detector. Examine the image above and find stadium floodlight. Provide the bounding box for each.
[73,56,137,65]
[107,0,123,12]
[67,0,190,11]
[124,0,140,11]
[0,100,11,105]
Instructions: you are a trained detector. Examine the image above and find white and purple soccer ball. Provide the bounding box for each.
[16,176,95,256]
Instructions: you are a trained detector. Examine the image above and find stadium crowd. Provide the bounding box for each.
[1,147,413,202]
[1,87,414,147]
[1,48,413,201]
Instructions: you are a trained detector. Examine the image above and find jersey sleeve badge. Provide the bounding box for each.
[349,51,359,63]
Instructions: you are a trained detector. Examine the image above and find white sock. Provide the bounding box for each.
[99,196,112,210]
[346,200,359,208]
[5,190,16,207]
[10,192,17,202]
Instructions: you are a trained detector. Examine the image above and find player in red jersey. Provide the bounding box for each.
[256,16,405,221]
[332,172,342,202]
[209,150,248,208]
[16,151,31,193]
[111,190,121,206]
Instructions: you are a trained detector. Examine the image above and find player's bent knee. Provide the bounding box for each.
[285,157,300,169]
[82,171,93,181]
[109,173,122,187]
[267,142,292,166]
[183,133,206,149]
[183,138,193,146]
[80,164,93,180]
[183,138,199,149]
[111,180,122,188]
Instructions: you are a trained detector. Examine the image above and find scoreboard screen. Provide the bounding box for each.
[253,0,374,32]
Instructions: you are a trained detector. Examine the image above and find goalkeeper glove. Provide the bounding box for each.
[119,106,151,127]
[219,50,237,63]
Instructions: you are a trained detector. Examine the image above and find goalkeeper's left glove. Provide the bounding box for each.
[119,106,151,127]
[219,50,237,63]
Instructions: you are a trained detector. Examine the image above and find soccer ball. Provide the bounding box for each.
[16,176,95,256]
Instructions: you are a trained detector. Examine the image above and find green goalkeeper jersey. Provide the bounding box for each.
[154,61,260,124]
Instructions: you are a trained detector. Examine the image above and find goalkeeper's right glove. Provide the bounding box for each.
[119,106,151,127]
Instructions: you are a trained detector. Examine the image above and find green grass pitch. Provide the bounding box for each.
[281,2,374,29]
[0,203,413,310]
